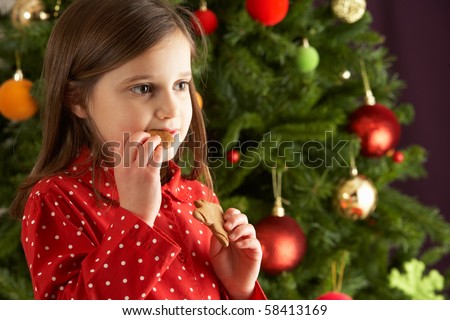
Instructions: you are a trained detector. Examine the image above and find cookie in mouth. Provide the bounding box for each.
[146,130,175,149]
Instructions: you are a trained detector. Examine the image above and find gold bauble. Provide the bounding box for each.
[11,0,48,29]
[335,174,377,220]
[331,0,366,24]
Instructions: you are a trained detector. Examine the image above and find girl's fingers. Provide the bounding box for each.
[120,131,163,169]
[147,145,163,170]
[224,212,248,231]
[234,238,263,260]
[122,131,151,164]
[142,135,162,166]
[234,237,262,252]
[223,208,241,220]
[219,208,261,255]
[228,224,256,242]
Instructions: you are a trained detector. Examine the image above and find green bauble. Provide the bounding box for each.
[296,45,320,73]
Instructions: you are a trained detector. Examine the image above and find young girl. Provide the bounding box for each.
[11,0,265,300]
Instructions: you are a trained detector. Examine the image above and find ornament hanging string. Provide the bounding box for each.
[271,168,290,216]
[271,168,283,216]
[14,50,24,81]
[360,60,375,105]
[272,168,282,203]
[331,252,348,292]
[349,140,358,177]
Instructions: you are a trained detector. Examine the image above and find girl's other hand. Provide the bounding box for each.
[209,208,262,299]
[114,131,163,226]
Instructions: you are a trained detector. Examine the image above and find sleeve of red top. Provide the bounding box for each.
[249,281,267,300]
[220,281,267,300]
[22,192,181,300]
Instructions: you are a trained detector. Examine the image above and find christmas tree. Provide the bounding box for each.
[0,0,449,300]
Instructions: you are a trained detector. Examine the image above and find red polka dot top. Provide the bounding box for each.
[21,148,266,300]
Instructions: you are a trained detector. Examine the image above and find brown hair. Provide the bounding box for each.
[10,0,211,219]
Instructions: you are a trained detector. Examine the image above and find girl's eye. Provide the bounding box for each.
[131,84,152,95]
[175,81,189,91]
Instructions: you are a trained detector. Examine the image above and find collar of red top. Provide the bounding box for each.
[70,147,189,203]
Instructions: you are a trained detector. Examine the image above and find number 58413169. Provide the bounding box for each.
[264,304,327,316]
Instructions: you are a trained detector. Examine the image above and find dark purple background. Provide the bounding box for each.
[366,1,450,272]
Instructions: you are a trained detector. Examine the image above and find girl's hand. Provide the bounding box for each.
[114,131,163,227]
[210,208,262,299]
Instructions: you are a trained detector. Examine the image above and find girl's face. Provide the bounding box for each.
[75,29,193,161]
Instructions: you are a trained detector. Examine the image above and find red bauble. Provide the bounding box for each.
[193,8,218,35]
[348,103,401,157]
[227,149,241,164]
[255,215,306,275]
[246,0,289,26]
[316,292,353,300]
[392,150,404,163]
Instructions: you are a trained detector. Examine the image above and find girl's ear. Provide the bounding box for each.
[71,104,88,119]
[65,81,88,119]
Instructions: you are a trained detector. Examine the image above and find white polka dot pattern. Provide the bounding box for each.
[21,148,226,300]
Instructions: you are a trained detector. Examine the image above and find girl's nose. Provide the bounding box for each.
[155,92,177,120]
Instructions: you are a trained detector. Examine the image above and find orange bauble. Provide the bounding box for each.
[0,78,38,121]
[195,91,203,109]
